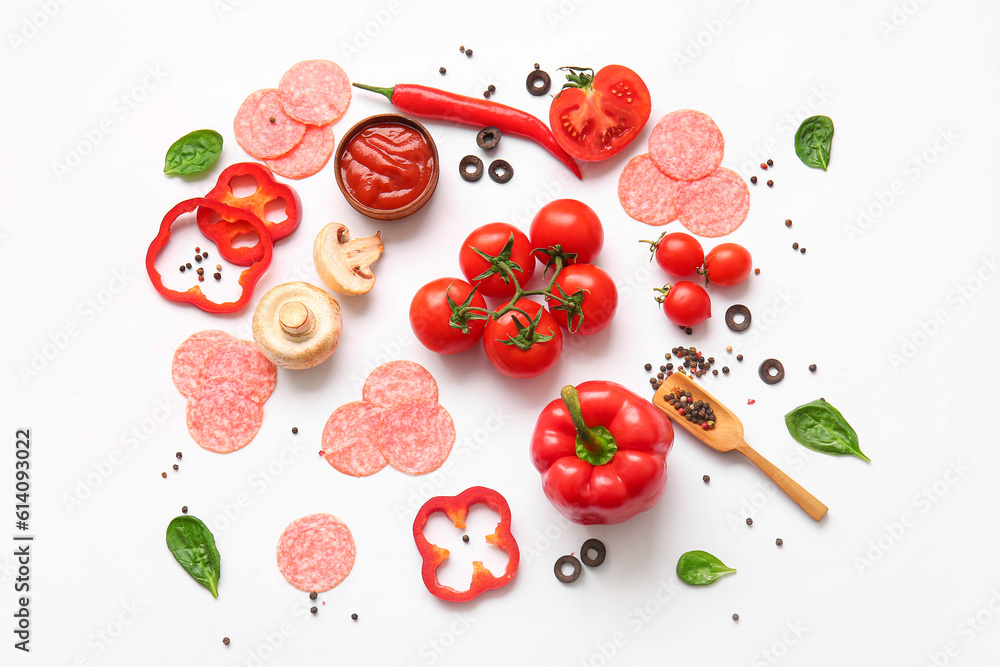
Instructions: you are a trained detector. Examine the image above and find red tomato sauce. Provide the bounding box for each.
[340,123,435,210]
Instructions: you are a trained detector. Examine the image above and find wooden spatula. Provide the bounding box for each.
[652,373,828,521]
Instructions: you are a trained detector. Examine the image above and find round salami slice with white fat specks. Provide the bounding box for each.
[235,88,307,160]
[648,110,724,181]
[378,398,455,475]
[362,361,439,409]
[265,124,335,179]
[278,60,351,126]
[618,153,682,226]
[171,330,236,397]
[200,340,277,402]
[676,167,750,238]
[322,401,387,477]
[186,376,262,453]
[276,513,356,592]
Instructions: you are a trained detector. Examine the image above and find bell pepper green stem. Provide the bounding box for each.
[352,83,395,103]
[560,385,617,465]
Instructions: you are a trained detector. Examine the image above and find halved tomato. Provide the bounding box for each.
[549,65,652,162]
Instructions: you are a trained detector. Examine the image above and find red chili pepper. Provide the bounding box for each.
[197,162,301,266]
[354,82,582,179]
[530,382,674,525]
[145,198,273,313]
[412,486,519,603]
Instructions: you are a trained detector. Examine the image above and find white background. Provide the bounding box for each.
[3,0,999,665]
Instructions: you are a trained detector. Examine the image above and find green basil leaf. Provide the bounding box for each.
[166,515,221,597]
[163,129,223,176]
[794,115,834,171]
[676,550,736,586]
[784,399,869,462]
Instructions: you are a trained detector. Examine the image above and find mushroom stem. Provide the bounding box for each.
[279,301,314,338]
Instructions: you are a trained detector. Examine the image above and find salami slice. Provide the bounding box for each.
[171,330,236,397]
[186,376,262,453]
[362,361,439,409]
[278,60,351,126]
[617,153,682,226]
[378,398,455,475]
[276,513,356,592]
[648,110,724,181]
[676,167,750,238]
[322,401,387,477]
[265,124,335,180]
[200,340,277,402]
[236,89,307,160]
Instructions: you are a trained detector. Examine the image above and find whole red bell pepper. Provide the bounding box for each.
[145,197,273,314]
[530,382,674,525]
[412,486,519,603]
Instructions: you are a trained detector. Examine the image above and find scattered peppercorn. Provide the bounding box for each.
[172,464,179,471]
[466,49,473,57]
[792,242,799,250]
[198,275,204,282]
[195,254,202,262]
[176,452,182,459]
[750,175,758,184]
[809,364,817,372]
[736,354,743,362]
[754,268,760,275]
[310,606,318,614]
[726,346,733,353]
[213,272,221,280]
[766,180,774,187]
[766,159,774,167]
[703,475,710,483]
[462,535,470,543]
[488,84,496,93]
[534,63,540,69]
[216,264,222,271]
[195,246,201,253]
[733,613,740,621]
[291,427,298,434]
[351,613,359,621]
[185,263,192,269]
[223,637,230,646]
[483,91,491,98]
[459,46,465,52]
[800,247,806,254]
[439,66,446,74]
[197,267,205,275]
[161,472,167,479]
[785,219,792,227]
[644,363,652,371]
[685,327,693,335]
[722,366,730,374]
[310,592,318,600]
[760,162,767,170]
[202,251,208,258]
[179,265,186,273]
[712,370,718,376]
[182,506,188,513]
[746,517,753,526]
[776,538,784,546]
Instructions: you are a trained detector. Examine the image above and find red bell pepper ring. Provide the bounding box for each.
[412,486,519,603]
[145,197,273,314]
[197,162,301,266]
[530,381,674,525]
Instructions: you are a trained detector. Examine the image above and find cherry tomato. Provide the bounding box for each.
[529,199,604,266]
[546,264,618,335]
[650,232,704,277]
[459,222,535,299]
[657,281,711,327]
[704,243,752,287]
[549,65,652,162]
[409,278,488,354]
[483,299,563,378]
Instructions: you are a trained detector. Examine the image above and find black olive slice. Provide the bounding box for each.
[725,304,752,332]
[476,126,501,150]
[488,159,513,183]
[526,69,551,96]
[459,155,483,182]
[580,539,606,567]
[554,554,582,583]
[759,358,785,384]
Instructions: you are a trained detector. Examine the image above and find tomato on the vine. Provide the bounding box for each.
[646,232,704,277]
[530,199,604,267]
[549,65,652,162]
[655,281,711,327]
[546,264,618,335]
[704,243,752,287]
[483,299,563,378]
[410,277,488,354]
[459,222,535,299]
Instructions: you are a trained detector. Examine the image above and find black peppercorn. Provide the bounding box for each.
[809,364,817,372]
[292,427,299,434]
[644,363,652,371]
[223,637,230,646]
[310,592,317,600]
[439,67,446,74]
[351,613,359,621]
[703,475,710,483]
[776,538,784,546]
[746,517,753,526]
[750,175,758,184]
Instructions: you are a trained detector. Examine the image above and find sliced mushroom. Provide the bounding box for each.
[252,282,342,370]
[313,222,384,295]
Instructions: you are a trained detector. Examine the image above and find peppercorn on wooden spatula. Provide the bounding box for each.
[652,373,828,521]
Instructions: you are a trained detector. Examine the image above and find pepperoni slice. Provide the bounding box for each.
[378,398,455,475]
[278,60,351,126]
[186,376,262,453]
[676,167,750,238]
[322,401,387,477]
[648,110,724,181]
[617,153,682,226]
[362,361,439,409]
[171,330,236,397]
[200,340,277,402]
[265,124,335,180]
[235,89,307,160]
[276,514,356,592]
